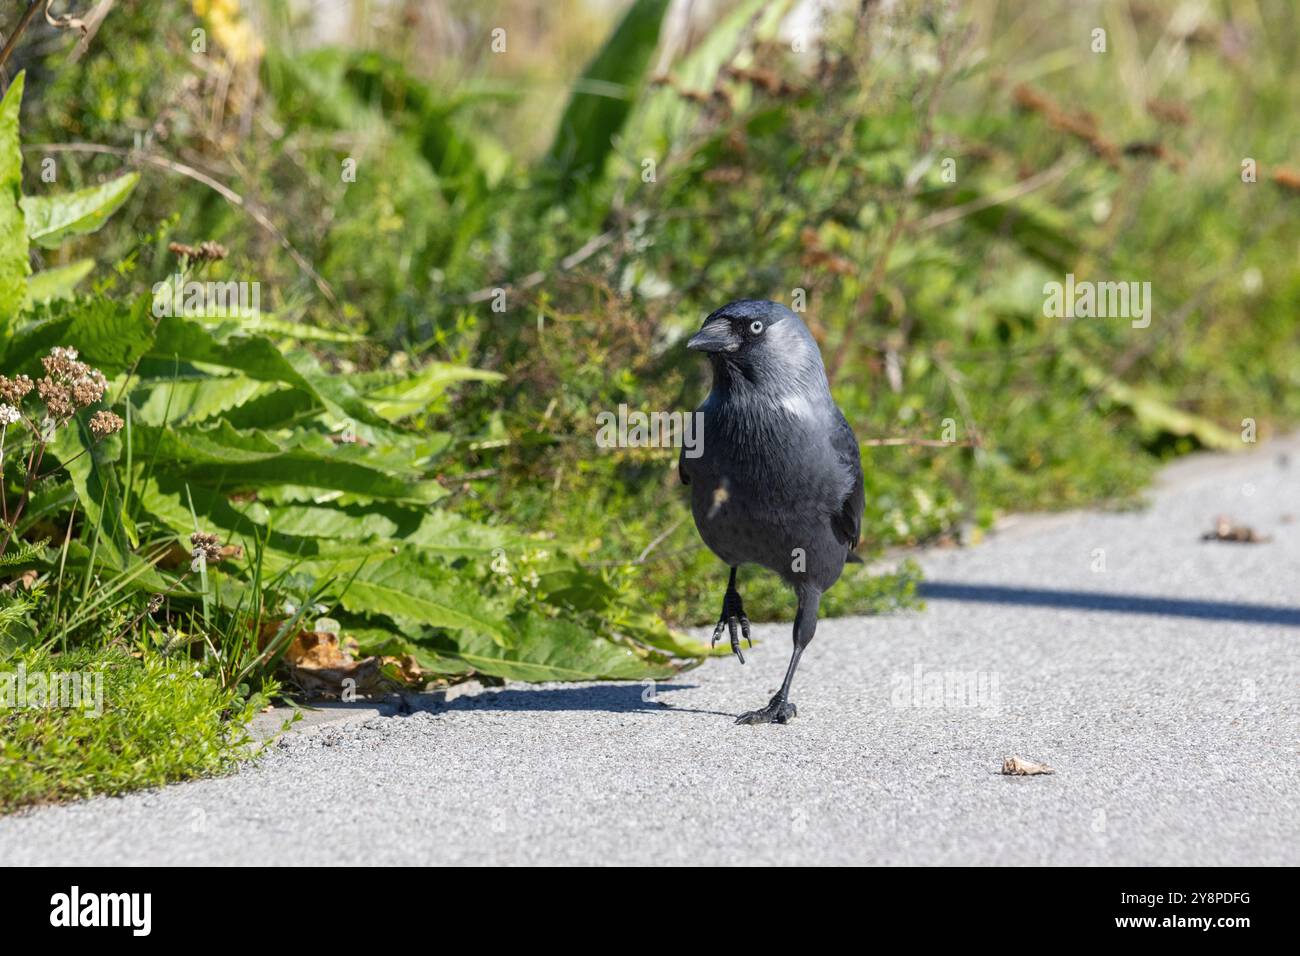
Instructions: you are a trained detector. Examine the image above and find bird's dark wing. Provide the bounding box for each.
[677,445,690,485]
[829,410,864,551]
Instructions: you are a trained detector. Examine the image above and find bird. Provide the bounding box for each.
[679,299,864,725]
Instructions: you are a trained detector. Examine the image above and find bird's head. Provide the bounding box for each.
[687,300,827,393]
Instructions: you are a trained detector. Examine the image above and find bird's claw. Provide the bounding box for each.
[712,587,752,663]
[709,615,750,663]
[736,694,797,725]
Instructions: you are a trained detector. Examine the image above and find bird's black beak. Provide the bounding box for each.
[687,318,739,353]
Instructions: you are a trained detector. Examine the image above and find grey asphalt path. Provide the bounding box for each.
[3,440,1298,865]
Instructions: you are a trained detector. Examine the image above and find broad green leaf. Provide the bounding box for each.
[1117,384,1238,449]
[194,311,365,343]
[0,73,28,321]
[352,630,475,677]
[538,566,713,658]
[21,172,139,249]
[1065,351,1238,450]
[402,507,515,555]
[364,361,503,421]
[131,374,271,429]
[131,374,272,427]
[27,259,94,305]
[252,480,448,508]
[292,355,410,439]
[149,315,319,391]
[134,476,398,572]
[148,317,397,437]
[219,384,317,431]
[244,501,406,540]
[128,421,425,500]
[228,500,510,554]
[337,553,510,645]
[448,616,676,682]
[543,0,670,189]
[2,295,155,374]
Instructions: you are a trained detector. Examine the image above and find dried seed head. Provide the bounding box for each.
[36,378,74,420]
[0,374,33,403]
[169,240,229,262]
[34,346,111,422]
[41,346,81,378]
[89,409,124,437]
[189,532,222,571]
[70,369,108,408]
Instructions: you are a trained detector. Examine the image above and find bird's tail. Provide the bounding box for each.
[846,550,864,564]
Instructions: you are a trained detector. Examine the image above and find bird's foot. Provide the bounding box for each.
[735,694,797,725]
[710,586,752,663]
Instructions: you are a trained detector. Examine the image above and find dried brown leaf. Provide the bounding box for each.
[1201,515,1271,543]
[283,630,349,669]
[1001,756,1055,776]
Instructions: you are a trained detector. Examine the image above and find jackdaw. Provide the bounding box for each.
[680,299,864,725]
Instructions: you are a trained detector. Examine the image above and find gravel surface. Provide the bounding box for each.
[2,440,1297,865]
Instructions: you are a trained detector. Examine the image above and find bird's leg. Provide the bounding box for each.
[710,566,752,663]
[736,589,820,725]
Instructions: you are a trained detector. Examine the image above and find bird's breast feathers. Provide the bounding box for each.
[692,396,840,495]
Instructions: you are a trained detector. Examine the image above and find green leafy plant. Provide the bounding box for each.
[0,71,705,694]
[0,644,261,812]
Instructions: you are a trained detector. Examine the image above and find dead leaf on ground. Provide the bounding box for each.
[382,653,427,686]
[283,629,348,669]
[1201,515,1271,543]
[1001,756,1055,776]
[259,623,433,699]
[288,656,388,699]
[256,622,393,699]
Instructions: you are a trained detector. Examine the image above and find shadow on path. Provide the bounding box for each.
[429,683,734,718]
[920,581,1300,627]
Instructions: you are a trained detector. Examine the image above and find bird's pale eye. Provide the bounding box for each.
[749,320,764,335]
